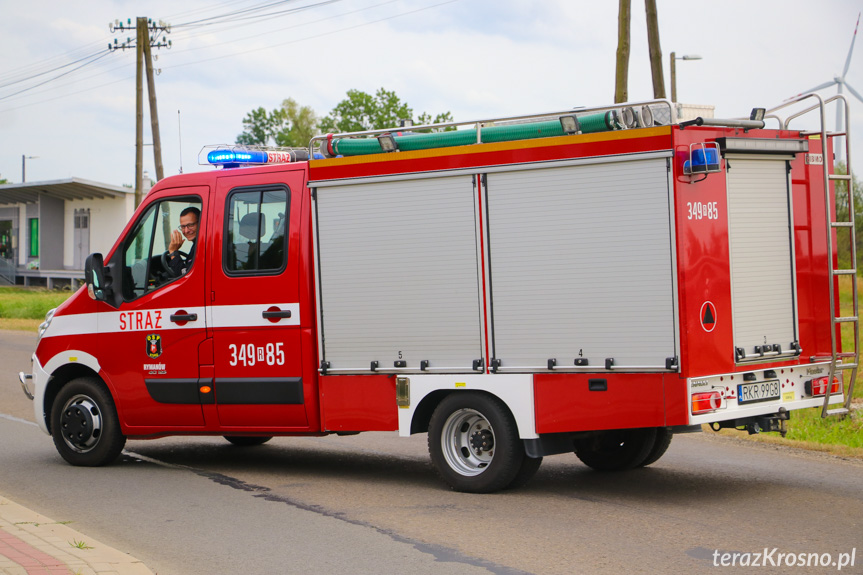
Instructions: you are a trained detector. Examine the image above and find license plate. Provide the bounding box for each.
[738,380,781,404]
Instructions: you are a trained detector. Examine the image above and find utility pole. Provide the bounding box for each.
[645,0,666,99]
[614,0,631,103]
[135,18,144,207]
[21,155,38,183]
[109,17,171,206]
[143,26,164,182]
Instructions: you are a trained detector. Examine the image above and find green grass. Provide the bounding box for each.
[783,406,863,447]
[0,287,72,331]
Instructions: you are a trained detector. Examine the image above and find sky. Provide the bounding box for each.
[1,0,861,187]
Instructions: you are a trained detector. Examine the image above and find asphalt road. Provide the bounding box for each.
[2,330,862,575]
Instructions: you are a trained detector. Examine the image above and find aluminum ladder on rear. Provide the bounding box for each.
[798,95,859,417]
[771,93,858,417]
[822,106,859,418]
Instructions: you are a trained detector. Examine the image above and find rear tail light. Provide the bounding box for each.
[692,390,723,414]
[805,376,841,397]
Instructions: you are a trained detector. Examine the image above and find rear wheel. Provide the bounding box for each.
[574,428,657,471]
[224,436,273,447]
[636,427,673,468]
[51,377,126,466]
[428,392,527,493]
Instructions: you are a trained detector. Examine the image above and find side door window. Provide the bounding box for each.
[225,189,288,274]
[122,198,202,300]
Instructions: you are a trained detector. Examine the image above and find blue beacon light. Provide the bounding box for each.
[684,144,720,175]
[207,149,269,167]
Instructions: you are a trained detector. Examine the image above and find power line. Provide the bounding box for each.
[0,0,336,99]
[0,51,112,101]
[168,0,398,56]
[0,0,461,113]
[0,59,131,105]
[172,0,302,27]
[0,75,132,115]
[0,40,109,84]
[0,49,107,90]
[165,0,459,70]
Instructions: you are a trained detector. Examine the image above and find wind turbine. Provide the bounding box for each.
[793,12,861,162]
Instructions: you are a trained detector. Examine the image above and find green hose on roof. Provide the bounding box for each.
[329,111,620,157]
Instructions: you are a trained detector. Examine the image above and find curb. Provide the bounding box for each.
[0,495,153,575]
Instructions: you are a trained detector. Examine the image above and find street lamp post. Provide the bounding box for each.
[21,155,38,183]
[670,52,702,103]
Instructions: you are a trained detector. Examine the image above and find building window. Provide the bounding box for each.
[28,218,38,257]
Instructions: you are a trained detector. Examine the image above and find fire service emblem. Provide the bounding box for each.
[146,334,163,358]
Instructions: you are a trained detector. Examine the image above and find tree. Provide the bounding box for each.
[0,175,7,185]
[236,106,276,146]
[274,98,317,147]
[236,98,317,147]
[319,88,453,134]
[614,0,630,103]
[645,0,666,99]
[416,111,455,132]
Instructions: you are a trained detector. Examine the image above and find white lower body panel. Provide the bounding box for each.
[397,374,538,439]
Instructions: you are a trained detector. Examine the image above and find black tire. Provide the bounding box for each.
[428,392,525,493]
[50,377,126,466]
[507,454,543,490]
[636,427,673,468]
[224,436,273,447]
[574,428,657,472]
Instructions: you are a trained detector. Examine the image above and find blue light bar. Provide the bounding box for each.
[202,147,323,168]
[207,149,269,165]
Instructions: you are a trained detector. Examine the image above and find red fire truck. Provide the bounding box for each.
[19,95,858,492]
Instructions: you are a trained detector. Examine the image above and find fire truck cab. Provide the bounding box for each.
[19,96,858,492]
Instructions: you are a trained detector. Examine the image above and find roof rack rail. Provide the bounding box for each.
[308,99,676,158]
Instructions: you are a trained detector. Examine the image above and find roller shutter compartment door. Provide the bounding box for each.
[485,157,676,370]
[725,156,798,361]
[315,175,483,373]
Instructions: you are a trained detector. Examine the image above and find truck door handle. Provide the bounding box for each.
[262,310,291,319]
[170,313,198,322]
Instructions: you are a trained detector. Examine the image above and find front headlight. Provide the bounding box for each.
[37,308,56,341]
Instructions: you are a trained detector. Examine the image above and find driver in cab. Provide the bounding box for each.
[166,207,200,276]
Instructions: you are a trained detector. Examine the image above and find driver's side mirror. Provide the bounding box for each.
[84,253,109,302]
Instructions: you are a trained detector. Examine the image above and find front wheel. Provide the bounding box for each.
[428,392,528,493]
[51,377,126,466]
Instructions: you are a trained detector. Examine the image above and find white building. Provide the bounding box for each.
[0,178,135,288]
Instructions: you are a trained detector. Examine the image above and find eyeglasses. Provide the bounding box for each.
[177,222,197,231]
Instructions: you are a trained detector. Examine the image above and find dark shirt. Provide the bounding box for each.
[167,241,196,276]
